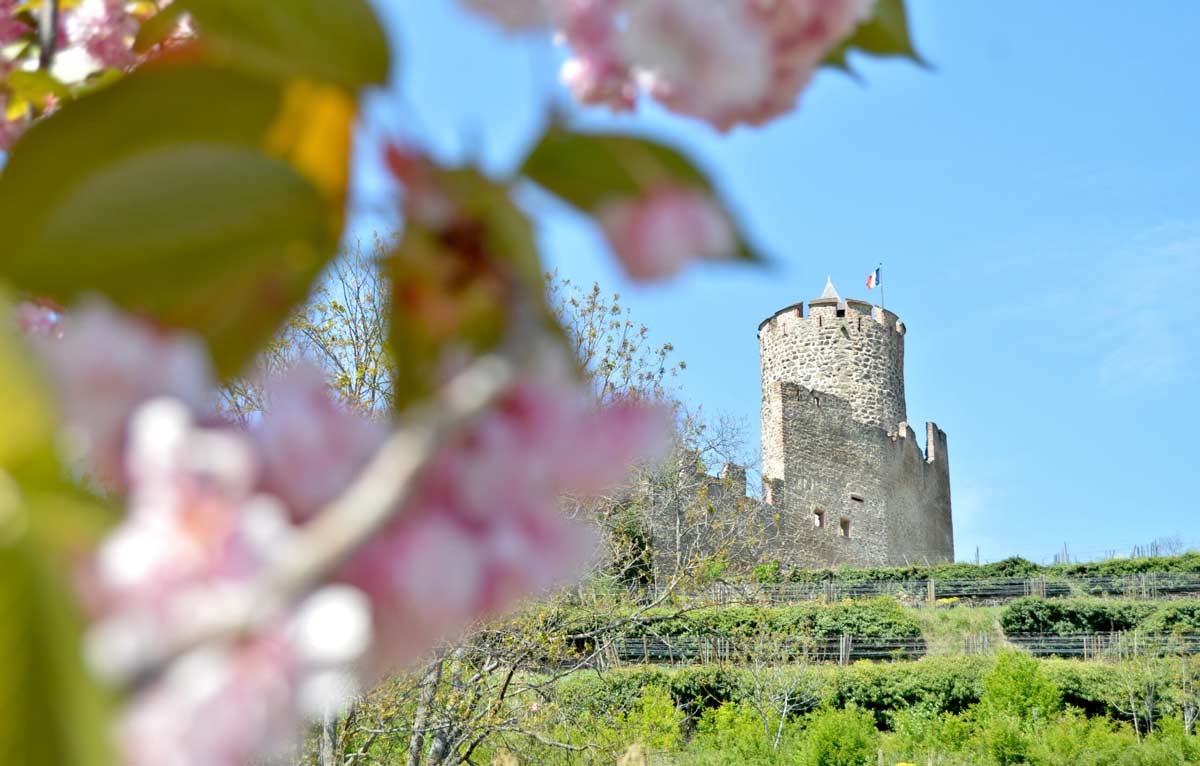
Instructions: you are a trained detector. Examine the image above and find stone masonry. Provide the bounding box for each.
[758,279,953,567]
[647,280,953,574]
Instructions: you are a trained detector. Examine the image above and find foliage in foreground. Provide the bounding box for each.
[326,650,1200,765]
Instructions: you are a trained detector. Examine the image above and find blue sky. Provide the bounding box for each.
[355,2,1200,564]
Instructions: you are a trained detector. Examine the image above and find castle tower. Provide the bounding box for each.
[757,280,953,567]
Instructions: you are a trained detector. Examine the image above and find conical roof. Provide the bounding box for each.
[818,276,841,302]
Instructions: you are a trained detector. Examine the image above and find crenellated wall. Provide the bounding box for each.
[753,292,952,568]
[644,289,953,577]
[767,382,952,567]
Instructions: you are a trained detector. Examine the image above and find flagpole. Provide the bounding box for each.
[878,262,885,310]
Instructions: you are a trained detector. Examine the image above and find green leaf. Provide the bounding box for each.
[521,125,763,264]
[0,535,114,766]
[827,0,925,69]
[176,0,391,90]
[0,293,53,468]
[132,3,187,53]
[0,65,343,377]
[6,70,72,106]
[388,166,545,409]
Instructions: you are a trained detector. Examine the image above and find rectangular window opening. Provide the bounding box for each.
[839,518,851,538]
[836,308,846,318]
[850,493,865,503]
[813,509,825,529]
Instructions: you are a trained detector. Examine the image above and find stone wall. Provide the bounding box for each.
[769,382,952,567]
[643,292,953,577]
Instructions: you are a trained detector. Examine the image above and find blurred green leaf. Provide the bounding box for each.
[6,70,71,106]
[176,0,391,90]
[132,3,187,53]
[0,536,114,766]
[388,167,545,409]
[521,125,763,264]
[0,295,53,468]
[827,0,925,70]
[0,65,344,377]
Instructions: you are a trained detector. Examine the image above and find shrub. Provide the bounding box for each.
[826,655,990,727]
[979,651,1062,721]
[1139,601,1200,634]
[1000,597,1154,635]
[690,702,797,765]
[616,685,685,752]
[1000,597,1200,637]
[799,706,879,766]
[779,552,1200,586]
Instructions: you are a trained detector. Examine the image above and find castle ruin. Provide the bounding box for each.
[645,279,953,573]
[757,279,953,567]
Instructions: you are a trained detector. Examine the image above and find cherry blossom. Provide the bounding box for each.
[13,301,64,338]
[735,0,877,128]
[460,0,877,129]
[117,587,372,766]
[66,0,140,71]
[0,0,31,46]
[25,299,671,764]
[599,185,736,282]
[618,0,772,129]
[341,376,671,669]
[31,301,214,486]
[87,400,374,766]
[255,362,389,522]
[554,0,638,111]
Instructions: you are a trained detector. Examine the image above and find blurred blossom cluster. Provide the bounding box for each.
[1,1,184,150]
[18,301,671,766]
[462,0,876,131]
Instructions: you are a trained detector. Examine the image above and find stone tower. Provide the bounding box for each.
[757,279,953,567]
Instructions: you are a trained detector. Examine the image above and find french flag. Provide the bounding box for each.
[866,267,882,290]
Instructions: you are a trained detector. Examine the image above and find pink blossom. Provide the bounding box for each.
[117,584,371,766]
[90,401,373,766]
[341,376,671,669]
[255,363,389,522]
[466,0,877,129]
[598,185,736,282]
[618,0,772,129]
[32,300,214,487]
[118,635,301,766]
[66,0,140,70]
[0,0,31,46]
[13,301,64,339]
[733,0,877,128]
[554,0,639,111]
[92,399,279,621]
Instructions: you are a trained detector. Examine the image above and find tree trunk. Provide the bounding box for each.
[319,708,339,766]
[407,655,445,766]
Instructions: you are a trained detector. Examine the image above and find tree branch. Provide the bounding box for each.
[110,354,517,689]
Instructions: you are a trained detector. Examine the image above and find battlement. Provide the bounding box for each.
[755,279,953,568]
[760,299,903,335]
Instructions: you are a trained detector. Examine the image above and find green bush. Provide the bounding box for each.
[615,685,685,751]
[825,655,990,727]
[690,702,799,765]
[780,552,1200,585]
[572,597,922,643]
[1000,597,1154,634]
[979,651,1062,721]
[1139,601,1200,634]
[798,706,879,766]
[1000,597,1200,636]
